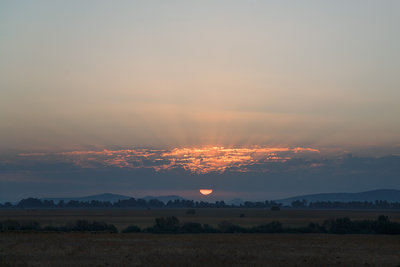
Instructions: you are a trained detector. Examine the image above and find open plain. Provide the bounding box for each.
[1,232,400,266]
[1,209,400,266]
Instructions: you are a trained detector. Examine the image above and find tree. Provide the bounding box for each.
[152,216,180,233]
[17,198,44,208]
[181,222,203,233]
[291,199,307,208]
[121,225,141,233]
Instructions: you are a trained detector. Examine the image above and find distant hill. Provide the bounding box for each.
[277,189,400,205]
[43,193,131,203]
[142,195,185,203]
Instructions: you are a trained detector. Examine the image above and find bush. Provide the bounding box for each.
[287,222,325,233]
[251,221,283,233]
[0,220,21,231]
[323,217,353,234]
[372,215,400,234]
[69,220,118,232]
[20,220,41,231]
[218,221,246,233]
[203,224,219,233]
[2,215,399,235]
[122,225,142,233]
[351,220,375,234]
[305,222,325,233]
[181,222,204,233]
[42,225,65,232]
[321,216,400,235]
[151,216,180,233]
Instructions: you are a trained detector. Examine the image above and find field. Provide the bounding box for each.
[1,209,400,266]
[1,208,400,231]
[1,233,400,266]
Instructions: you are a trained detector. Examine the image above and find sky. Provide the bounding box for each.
[1,1,400,202]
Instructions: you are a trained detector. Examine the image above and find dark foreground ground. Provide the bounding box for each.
[0,233,399,266]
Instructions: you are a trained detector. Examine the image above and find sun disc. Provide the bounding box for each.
[200,189,213,195]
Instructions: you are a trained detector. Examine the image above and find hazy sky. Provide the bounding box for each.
[1,1,399,151]
[1,1,400,201]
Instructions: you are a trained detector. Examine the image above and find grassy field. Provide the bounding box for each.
[1,208,400,231]
[1,233,400,266]
[1,209,400,266]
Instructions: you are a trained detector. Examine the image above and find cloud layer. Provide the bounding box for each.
[19,146,320,174]
[1,147,398,202]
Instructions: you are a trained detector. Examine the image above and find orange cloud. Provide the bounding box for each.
[19,146,320,174]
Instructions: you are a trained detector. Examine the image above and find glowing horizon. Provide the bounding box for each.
[18,146,320,174]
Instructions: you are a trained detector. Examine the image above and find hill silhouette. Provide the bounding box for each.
[277,189,400,205]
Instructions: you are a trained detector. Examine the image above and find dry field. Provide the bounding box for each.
[1,209,400,266]
[1,208,400,231]
[0,233,400,266]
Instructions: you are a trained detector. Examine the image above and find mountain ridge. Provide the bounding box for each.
[40,189,400,205]
[276,189,400,205]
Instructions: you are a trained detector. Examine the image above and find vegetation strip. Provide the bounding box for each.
[2,197,400,209]
[1,215,400,235]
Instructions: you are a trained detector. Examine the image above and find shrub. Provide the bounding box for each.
[152,216,180,233]
[203,224,219,233]
[288,222,325,233]
[42,225,65,232]
[181,222,204,233]
[218,221,246,233]
[323,217,353,234]
[251,221,283,233]
[69,220,118,232]
[20,220,41,231]
[372,215,400,234]
[122,225,142,233]
[0,220,21,231]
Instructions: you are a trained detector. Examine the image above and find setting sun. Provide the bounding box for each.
[200,189,213,196]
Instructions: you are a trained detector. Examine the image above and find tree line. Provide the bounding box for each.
[1,215,400,235]
[140,215,400,235]
[0,198,281,209]
[291,199,400,209]
[0,219,117,233]
[1,197,400,209]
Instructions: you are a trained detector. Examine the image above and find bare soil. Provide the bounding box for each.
[0,233,399,266]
